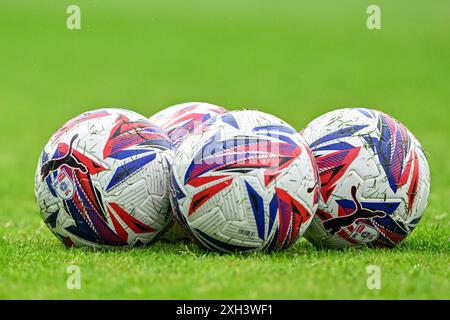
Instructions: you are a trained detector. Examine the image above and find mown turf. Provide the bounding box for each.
[0,0,449,299]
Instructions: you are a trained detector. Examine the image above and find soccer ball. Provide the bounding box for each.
[170,110,319,252]
[149,102,227,148]
[149,102,227,241]
[34,108,174,248]
[301,108,431,248]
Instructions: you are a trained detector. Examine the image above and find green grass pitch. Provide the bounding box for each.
[0,0,449,299]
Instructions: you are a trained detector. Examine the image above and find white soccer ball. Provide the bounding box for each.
[34,108,174,248]
[301,108,431,248]
[149,102,227,148]
[149,102,227,241]
[170,110,319,252]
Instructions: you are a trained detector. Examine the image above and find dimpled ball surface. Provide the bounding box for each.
[170,110,319,252]
[301,108,431,248]
[149,102,227,241]
[149,102,227,148]
[35,108,174,248]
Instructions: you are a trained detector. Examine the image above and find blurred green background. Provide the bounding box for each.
[0,1,449,299]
